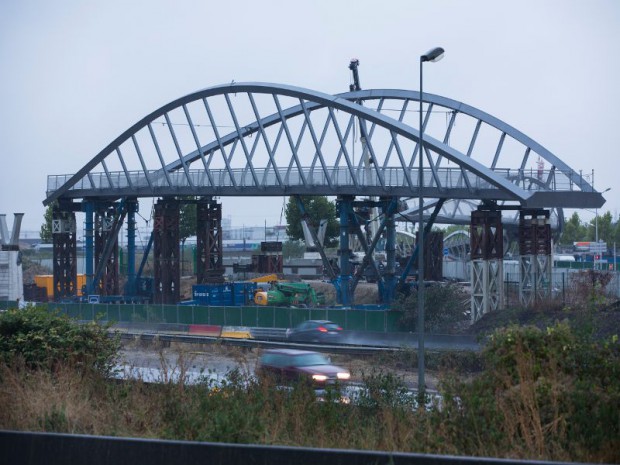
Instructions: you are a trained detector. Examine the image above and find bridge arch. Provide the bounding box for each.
[43,81,606,304]
[44,82,604,210]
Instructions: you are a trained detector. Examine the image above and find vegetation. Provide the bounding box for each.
[393,283,470,333]
[281,240,305,259]
[39,204,55,243]
[178,196,201,244]
[284,196,339,247]
[0,305,119,376]
[437,321,620,462]
[0,303,618,462]
[558,209,620,247]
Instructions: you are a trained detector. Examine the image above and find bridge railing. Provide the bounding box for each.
[47,167,580,197]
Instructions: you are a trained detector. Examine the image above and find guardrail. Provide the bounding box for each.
[0,430,577,465]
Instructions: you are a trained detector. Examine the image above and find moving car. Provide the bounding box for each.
[286,320,343,343]
[256,349,350,387]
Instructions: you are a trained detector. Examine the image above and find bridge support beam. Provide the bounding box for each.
[94,206,120,296]
[196,198,225,284]
[470,209,504,322]
[337,196,354,306]
[52,204,77,300]
[518,209,552,306]
[153,198,180,304]
[382,197,397,304]
[420,231,444,282]
[83,201,94,295]
[125,199,138,296]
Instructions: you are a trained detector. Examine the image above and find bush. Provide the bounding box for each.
[394,283,469,333]
[438,322,620,462]
[0,305,120,376]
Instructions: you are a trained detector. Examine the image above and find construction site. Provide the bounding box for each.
[1,61,611,324]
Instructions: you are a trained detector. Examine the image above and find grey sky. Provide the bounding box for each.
[1,0,618,234]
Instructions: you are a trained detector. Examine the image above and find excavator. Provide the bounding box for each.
[254,282,325,307]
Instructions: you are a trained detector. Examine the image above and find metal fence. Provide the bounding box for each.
[504,269,620,307]
[45,302,403,332]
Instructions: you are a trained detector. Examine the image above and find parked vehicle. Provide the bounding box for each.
[256,349,350,387]
[286,320,343,343]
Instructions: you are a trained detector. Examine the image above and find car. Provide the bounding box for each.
[256,349,350,387]
[286,320,343,343]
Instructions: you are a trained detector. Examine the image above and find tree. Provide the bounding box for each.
[612,216,620,250]
[559,212,587,246]
[442,224,469,236]
[586,211,613,247]
[285,196,339,247]
[178,198,197,243]
[40,204,55,243]
[282,240,305,259]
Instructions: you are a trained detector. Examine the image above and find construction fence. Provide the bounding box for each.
[45,302,404,333]
[504,268,620,307]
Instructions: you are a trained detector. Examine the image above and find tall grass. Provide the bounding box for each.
[0,309,618,462]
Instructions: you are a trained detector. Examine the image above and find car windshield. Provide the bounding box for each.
[293,353,330,367]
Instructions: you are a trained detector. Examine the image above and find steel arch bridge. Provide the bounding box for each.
[44,82,606,304]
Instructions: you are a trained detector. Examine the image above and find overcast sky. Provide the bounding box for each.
[1,0,618,235]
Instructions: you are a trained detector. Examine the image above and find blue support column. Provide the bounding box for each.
[383,197,397,304]
[338,196,354,306]
[125,199,138,296]
[83,201,94,295]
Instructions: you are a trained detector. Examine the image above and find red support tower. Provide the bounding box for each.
[94,208,119,296]
[196,198,225,284]
[153,199,180,304]
[52,208,77,300]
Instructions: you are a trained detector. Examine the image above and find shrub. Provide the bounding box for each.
[394,283,469,333]
[438,322,620,462]
[0,305,120,376]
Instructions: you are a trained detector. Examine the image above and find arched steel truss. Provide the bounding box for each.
[44,83,605,212]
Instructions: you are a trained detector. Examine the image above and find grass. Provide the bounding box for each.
[0,301,619,462]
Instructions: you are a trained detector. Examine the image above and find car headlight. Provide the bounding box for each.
[337,372,350,380]
[312,374,328,382]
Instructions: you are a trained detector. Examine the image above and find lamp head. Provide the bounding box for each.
[421,47,445,63]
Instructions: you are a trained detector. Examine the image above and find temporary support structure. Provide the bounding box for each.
[94,206,120,295]
[153,198,180,304]
[519,209,552,306]
[0,213,24,303]
[470,209,504,322]
[52,206,77,300]
[196,198,225,284]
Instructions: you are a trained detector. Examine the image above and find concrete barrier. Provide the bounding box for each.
[220,326,252,339]
[188,324,222,337]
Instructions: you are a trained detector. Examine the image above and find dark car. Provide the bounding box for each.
[256,349,350,387]
[286,320,343,343]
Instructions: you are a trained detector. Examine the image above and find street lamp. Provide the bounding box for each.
[593,187,611,269]
[418,46,444,398]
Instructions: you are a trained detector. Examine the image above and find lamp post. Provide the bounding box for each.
[587,187,611,269]
[418,46,444,398]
